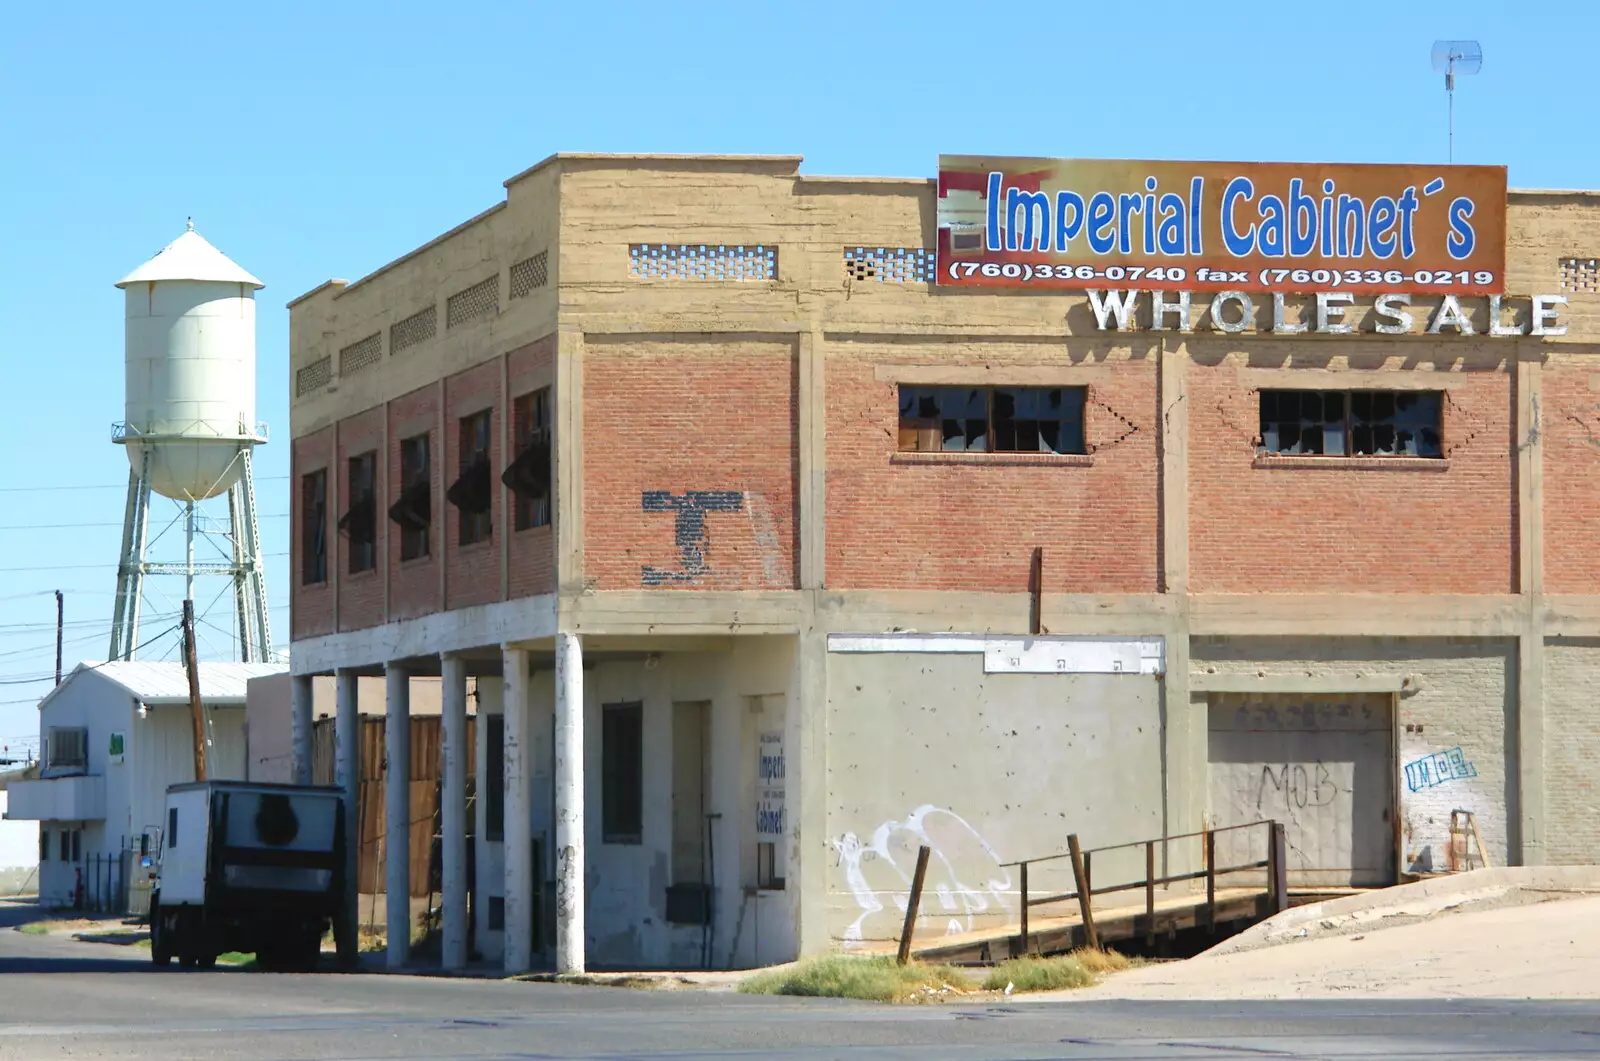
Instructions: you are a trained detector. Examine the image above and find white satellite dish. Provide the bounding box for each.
[1431,40,1483,164]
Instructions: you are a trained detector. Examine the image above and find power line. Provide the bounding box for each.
[0,552,289,573]
[0,477,290,494]
[0,515,288,531]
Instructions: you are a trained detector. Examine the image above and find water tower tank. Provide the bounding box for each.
[114,224,264,501]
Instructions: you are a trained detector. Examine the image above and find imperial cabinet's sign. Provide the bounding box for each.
[936,156,1508,295]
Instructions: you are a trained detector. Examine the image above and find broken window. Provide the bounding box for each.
[505,388,552,531]
[449,409,493,546]
[897,385,1087,454]
[601,702,643,844]
[339,451,378,574]
[390,434,431,561]
[300,469,327,585]
[1259,390,1442,458]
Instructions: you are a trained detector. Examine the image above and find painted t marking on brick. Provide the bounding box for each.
[640,490,743,586]
[1403,746,1478,792]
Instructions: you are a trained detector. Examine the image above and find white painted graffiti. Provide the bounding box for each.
[830,805,1012,942]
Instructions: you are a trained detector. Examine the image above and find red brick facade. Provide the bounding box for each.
[582,341,798,591]
[291,426,335,641]
[825,352,1160,593]
[444,361,503,612]
[507,337,557,601]
[1542,356,1600,594]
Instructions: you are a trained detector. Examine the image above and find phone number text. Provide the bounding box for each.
[947,261,1498,288]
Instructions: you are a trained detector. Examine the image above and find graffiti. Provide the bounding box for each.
[830,805,1012,942]
[1254,762,1338,812]
[640,490,743,585]
[1404,746,1477,792]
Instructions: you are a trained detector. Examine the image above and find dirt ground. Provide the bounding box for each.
[1040,891,1600,1001]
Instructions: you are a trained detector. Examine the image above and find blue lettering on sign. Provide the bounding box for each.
[756,801,785,837]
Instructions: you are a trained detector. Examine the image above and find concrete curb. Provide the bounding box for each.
[1207,867,1600,956]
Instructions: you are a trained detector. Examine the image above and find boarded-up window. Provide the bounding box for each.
[602,702,643,844]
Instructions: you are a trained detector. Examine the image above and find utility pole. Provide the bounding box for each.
[54,590,63,686]
[182,600,207,781]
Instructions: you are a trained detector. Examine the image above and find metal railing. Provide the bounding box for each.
[1002,820,1289,953]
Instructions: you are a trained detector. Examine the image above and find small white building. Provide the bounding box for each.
[5,661,285,909]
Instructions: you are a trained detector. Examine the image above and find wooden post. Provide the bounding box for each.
[896,845,931,966]
[1268,821,1289,914]
[1067,834,1099,950]
[1028,548,1044,636]
[1144,840,1156,946]
[181,600,206,781]
[54,590,63,686]
[1019,861,1030,956]
[1205,828,1216,933]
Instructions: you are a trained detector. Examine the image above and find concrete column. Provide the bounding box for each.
[555,631,585,975]
[290,674,314,785]
[384,664,411,969]
[334,669,360,965]
[440,653,469,971]
[502,646,533,973]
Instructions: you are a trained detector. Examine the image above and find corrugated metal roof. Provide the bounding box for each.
[49,661,286,707]
[115,227,264,289]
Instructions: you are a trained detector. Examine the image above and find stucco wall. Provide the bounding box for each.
[824,651,1163,947]
[1542,640,1600,865]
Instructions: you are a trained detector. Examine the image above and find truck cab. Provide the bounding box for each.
[149,780,345,971]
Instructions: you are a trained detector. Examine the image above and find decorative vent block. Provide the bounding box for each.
[629,244,777,281]
[447,276,500,328]
[510,251,549,299]
[390,305,437,353]
[338,333,382,377]
[1559,257,1599,294]
[844,247,936,283]
[296,357,332,397]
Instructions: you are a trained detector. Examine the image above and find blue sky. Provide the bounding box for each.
[0,0,1593,749]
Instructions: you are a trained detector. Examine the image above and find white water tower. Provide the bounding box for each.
[108,222,272,663]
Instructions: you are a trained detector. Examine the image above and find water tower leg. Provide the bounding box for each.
[227,484,251,661]
[109,469,141,661]
[111,450,153,661]
[235,448,272,661]
[184,501,197,606]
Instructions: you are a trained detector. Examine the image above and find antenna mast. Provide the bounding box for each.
[1431,40,1483,164]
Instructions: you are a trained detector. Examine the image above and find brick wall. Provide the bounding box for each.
[508,337,556,599]
[291,427,335,640]
[583,341,798,591]
[1542,640,1600,865]
[444,361,504,611]
[825,350,1159,593]
[336,407,385,632]
[1541,356,1600,593]
[1188,351,1515,594]
[388,383,442,621]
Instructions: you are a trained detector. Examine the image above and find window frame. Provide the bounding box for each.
[1257,389,1445,459]
[346,450,378,574]
[511,388,552,532]
[456,408,494,547]
[601,702,644,845]
[46,726,87,771]
[300,468,328,585]
[399,433,431,561]
[896,384,1089,455]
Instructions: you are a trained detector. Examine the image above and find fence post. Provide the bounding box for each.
[896,845,931,966]
[1205,828,1217,934]
[1268,821,1289,914]
[1067,834,1099,950]
[1019,861,1030,956]
[1145,840,1156,947]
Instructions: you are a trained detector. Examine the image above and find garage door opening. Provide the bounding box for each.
[1207,693,1396,888]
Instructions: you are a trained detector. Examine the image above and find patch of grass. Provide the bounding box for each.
[738,955,973,1003]
[17,923,49,936]
[216,952,256,969]
[982,949,1134,994]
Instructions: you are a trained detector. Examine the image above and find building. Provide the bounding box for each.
[0,775,40,898]
[286,152,1600,974]
[6,661,283,909]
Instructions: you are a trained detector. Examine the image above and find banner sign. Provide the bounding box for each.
[936,156,1507,295]
[756,731,785,841]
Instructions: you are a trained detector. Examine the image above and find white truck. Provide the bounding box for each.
[149,780,346,971]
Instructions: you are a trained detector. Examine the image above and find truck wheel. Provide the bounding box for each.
[196,953,217,969]
[149,900,172,967]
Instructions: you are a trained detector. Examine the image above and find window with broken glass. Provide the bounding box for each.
[340,451,378,574]
[506,388,552,531]
[300,469,327,585]
[1258,390,1443,458]
[450,409,494,546]
[391,434,431,561]
[896,385,1087,454]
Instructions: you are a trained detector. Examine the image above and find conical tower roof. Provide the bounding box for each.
[115,222,264,289]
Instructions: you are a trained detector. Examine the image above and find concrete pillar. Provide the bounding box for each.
[290,674,314,785]
[440,653,469,971]
[334,669,360,965]
[555,631,585,975]
[502,646,533,973]
[384,664,411,969]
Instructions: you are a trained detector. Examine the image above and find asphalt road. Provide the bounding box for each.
[1,904,1597,1061]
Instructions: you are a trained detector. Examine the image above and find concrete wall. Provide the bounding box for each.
[1191,637,1516,873]
[0,792,39,897]
[824,650,1163,946]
